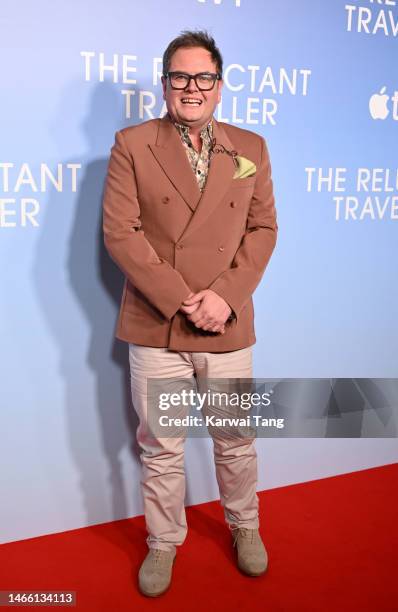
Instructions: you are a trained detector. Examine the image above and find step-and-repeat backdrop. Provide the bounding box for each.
[1,0,397,543]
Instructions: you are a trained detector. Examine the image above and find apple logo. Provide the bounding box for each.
[369,86,389,120]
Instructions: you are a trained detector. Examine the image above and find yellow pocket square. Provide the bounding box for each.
[233,155,257,179]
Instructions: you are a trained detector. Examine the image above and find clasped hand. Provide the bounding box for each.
[179,290,232,334]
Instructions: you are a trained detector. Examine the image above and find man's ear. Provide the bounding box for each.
[161,76,167,100]
[217,79,223,103]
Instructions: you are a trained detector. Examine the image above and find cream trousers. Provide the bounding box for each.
[128,343,259,553]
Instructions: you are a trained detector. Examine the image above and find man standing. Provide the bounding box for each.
[102,30,277,597]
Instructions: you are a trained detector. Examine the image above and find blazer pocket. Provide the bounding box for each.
[231,176,257,188]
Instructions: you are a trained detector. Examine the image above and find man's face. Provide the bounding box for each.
[161,46,223,130]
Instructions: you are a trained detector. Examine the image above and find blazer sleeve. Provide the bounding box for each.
[102,130,192,321]
[208,135,278,322]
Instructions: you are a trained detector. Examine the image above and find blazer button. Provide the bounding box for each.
[162,196,170,204]
[218,246,225,252]
[230,201,237,208]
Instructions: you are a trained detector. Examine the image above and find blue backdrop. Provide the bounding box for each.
[1,0,397,544]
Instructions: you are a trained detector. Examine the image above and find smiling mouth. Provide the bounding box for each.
[181,98,202,106]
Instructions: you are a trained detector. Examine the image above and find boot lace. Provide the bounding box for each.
[151,549,173,565]
[232,527,255,547]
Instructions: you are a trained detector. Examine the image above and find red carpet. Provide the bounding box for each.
[1,463,397,611]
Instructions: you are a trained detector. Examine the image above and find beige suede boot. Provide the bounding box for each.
[232,528,268,576]
[138,548,176,597]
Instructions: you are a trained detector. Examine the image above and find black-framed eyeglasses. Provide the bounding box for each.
[164,71,221,91]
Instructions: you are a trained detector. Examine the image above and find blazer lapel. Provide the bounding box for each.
[179,116,242,242]
[148,113,242,238]
[148,114,201,212]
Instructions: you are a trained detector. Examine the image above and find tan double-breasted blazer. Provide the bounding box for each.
[102,113,278,352]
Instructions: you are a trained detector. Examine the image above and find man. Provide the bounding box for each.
[102,30,278,597]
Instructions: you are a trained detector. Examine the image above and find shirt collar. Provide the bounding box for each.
[168,113,214,141]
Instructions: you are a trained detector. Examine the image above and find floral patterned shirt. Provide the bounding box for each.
[170,114,213,192]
